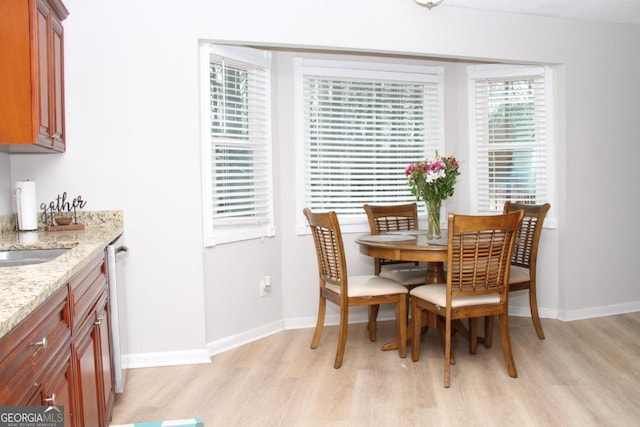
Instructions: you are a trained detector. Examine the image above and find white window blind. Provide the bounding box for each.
[201,45,274,245]
[468,65,550,214]
[297,60,443,230]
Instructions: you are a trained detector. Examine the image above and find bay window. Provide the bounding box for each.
[295,59,444,233]
[468,65,553,216]
[200,44,274,245]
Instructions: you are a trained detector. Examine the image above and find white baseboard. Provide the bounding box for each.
[284,310,373,330]
[508,304,558,319]
[124,348,211,369]
[206,319,286,357]
[506,301,640,322]
[557,300,640,321]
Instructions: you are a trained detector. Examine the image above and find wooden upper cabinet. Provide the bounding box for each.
[0,0,69,153]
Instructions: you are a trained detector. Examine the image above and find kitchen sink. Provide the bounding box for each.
[0,248,72,267]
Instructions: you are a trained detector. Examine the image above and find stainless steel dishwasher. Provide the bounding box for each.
[107,236,129,393]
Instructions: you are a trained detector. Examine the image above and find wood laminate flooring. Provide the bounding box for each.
[111,313,640,426]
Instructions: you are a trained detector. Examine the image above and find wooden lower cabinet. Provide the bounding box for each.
[74,290,114,427]
[47,350,75,427]
[76,311,101,427]
[0,284,70,405]
[30,345,75,427]
[0,252,115,427]
[70,253,114,427]
[97,295,115,425]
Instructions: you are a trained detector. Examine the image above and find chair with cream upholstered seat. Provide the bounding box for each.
[303,208,408,369]
[363,203,429,340]
[410,211,524,387]
[498,202,550,340]
[363,203,429,284]
[482,202,551,346]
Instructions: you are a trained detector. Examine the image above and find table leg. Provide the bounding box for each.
[425,261,445,284]
[381,311,432,351]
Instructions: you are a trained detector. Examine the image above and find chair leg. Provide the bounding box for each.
[436,316,455,365]
[420,311,430,335]
[469,317,478,354]
[484,315,494,348]
[311,295,326,349]
[368,304,380,341]
[397,295,408,358]
[411,299,421,362]
[499,313,518,378]
[529,286,546,339]
[334,304,349,369]
[444,315,452,388]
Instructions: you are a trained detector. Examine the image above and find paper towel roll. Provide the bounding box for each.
[15,180,38,231]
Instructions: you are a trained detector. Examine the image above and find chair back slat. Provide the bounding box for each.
[363,203,419,234]
[447,212,524,297]
[303,208,346,286]
[375,216,416,232]
[363,203,421,273]
[503,202,551,269]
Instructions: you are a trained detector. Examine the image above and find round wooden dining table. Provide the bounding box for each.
[355,231,448,285]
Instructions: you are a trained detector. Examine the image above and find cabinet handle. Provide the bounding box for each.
[44,393,57,405]
[31,337,48,349]
[94,316,104,325]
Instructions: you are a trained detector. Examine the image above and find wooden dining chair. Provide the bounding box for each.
[502,202,551,340]
[363,203,428,281]
[410,211,524,387]
[303,208,408,369]
[363,203,429,340]
[482,202,551,346]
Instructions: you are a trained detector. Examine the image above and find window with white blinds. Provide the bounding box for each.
[295,60,444,232]
[200,44,274,246]
[468,65,551,214]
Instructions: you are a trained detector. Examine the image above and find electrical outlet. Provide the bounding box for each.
[260,276,271,297]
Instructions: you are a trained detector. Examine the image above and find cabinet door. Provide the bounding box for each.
[42,347,75,427]
[96,299,114,426]
[35,0,65,151]
[24,343,74,427]
[75,314,101,427]
[50,10,65,149]
[74,291,112,427]
[35,0,51,145]
[0,0,67,152]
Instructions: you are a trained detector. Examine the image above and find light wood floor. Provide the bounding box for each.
[111,312,640,427]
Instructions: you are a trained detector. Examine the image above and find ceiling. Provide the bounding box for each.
[435,0,640,26]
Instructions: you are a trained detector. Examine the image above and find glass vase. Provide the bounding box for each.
[425,198,442,240]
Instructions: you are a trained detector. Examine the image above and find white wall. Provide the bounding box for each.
[5,0,639,366]
[0,153,11,215]
[559,23,640,316]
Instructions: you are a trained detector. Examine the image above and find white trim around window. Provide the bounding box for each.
[200,44,275,246]
[468,64,556,228]
[294,58,445,234]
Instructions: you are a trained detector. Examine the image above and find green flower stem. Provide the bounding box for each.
[425,198,441,240]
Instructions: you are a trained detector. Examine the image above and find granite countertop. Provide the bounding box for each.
[0,211,124,340]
